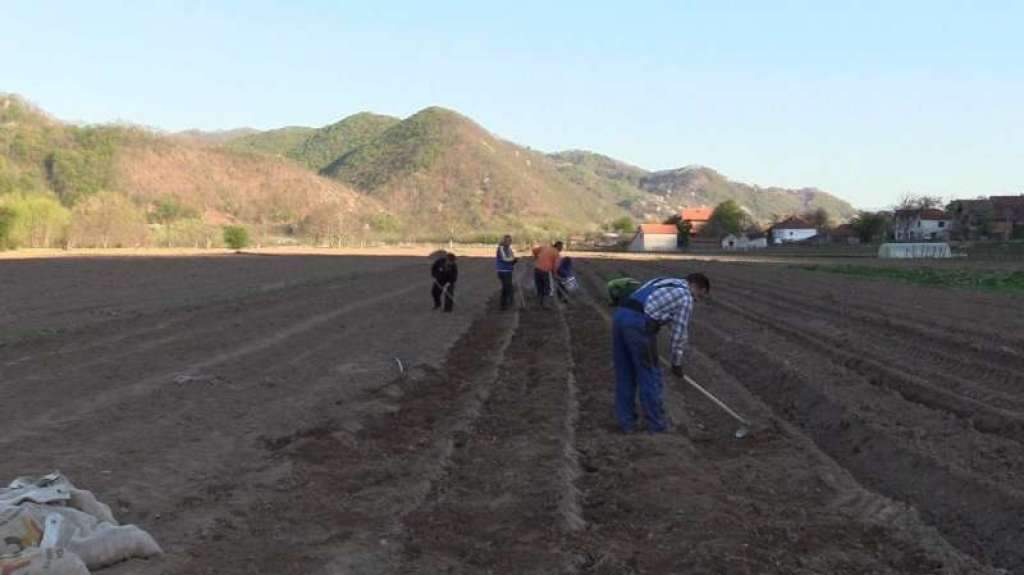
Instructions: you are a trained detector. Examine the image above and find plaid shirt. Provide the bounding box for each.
[640,278,694,366]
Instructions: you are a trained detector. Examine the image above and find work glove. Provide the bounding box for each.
[671,364,685,378]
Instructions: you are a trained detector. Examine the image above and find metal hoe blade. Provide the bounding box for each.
[681,373,753,440]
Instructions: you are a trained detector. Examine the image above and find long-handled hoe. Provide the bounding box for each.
[432,279,455,307]
[681,373,752,439]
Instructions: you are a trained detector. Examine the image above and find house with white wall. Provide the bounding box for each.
[629,223,678,252]
[770,217,817,245]
[892,209,952,241]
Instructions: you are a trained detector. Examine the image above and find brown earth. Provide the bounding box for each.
[1,253,1020,573]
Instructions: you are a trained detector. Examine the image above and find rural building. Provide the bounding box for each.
[948,195,1024,240]
[991,196,1024,239]
[948,198,991,240]
[892,208,951,241]
[721,233,768,251]
[829,223,861,244]
[878,242,952,258]
[770,217,817,245]
[680,206,713,234]
[628,223,678,252]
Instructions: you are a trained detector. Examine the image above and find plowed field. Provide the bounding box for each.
[2,252,1021,573]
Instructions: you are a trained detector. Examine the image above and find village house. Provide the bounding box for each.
[769,217,817,245]
[991,196,1024,240]
[628,223,678,252]
[948,198,990,240]
[948,195,1024,240]
[829,223,861,244]
[680,206,713,234]
[892,208,951,242]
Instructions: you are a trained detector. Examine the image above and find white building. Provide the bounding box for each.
[878,243,952,258]
[721,233,768,251]
[770,217,818,245]
[893,209,952,241]
[629,223,678,252]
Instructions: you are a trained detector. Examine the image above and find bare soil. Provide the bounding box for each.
[2,253,1020,573]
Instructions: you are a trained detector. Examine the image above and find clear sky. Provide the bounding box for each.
[3,0,1022,208]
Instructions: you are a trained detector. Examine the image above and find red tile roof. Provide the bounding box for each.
[918,208,949,220]
[992,196,1024,220]
[894,208,949,220]
[992,195,1024,206]
[774,217,815,229]
[681,206,713,221]
[638,223,679,235]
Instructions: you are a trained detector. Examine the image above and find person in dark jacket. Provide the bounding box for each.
[555,255,576,303]
[496,235,518,311]
[431,252,458,312]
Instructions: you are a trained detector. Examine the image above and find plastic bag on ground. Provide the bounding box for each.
[0,473,161,574]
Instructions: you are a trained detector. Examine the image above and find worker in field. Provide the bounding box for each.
[496,234,518,311]
[532,241,563,309]
[606,276,642,307]
[613,273,710,433]
[431,252,458,312]
[554,255,577,303]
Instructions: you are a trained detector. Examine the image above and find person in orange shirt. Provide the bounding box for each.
[532,241,563,309]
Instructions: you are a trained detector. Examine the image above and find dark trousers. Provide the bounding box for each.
[612,307,666,432]
[534,269,552,305]
[432,282,454,312]
[498,272,514,309]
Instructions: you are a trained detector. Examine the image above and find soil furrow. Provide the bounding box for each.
[619,259,1024,437]
[694,312,1024,570]
[400,308,578,573]
[708,274,1024,392]
[565,263,983,573]
[0,262,427,385]
[163,297,519,573]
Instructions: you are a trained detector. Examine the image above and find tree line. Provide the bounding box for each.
[0,190,252,250]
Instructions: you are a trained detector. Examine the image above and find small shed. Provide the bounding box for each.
[629,223,678,252]
[878,243,952,259]
[721,233,768,251]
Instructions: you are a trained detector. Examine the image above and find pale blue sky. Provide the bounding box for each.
[4,0,1022,208]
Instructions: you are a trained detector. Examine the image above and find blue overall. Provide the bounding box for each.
[612,282,669,433]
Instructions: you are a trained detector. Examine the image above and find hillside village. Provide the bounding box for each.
[2,92,1020,254]
[624,193,1024,254]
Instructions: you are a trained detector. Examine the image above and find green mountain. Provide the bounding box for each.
[0,94,119,203]
[0,93,384,248]
[296,112,399,171]
[320,107,631,239]
[549,150,647,185]
[2,91,859,248]
[547,150,648,214]
[173,127,260,146]
[636,165,857,222]
[220,113,399,172]
[222,126,317,156]
[548,151,857,223]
